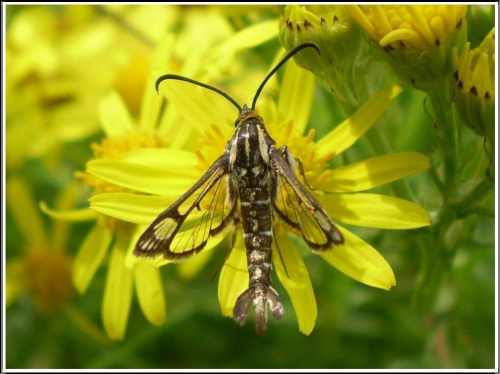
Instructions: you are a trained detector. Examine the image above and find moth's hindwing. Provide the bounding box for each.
[134,154,236,260]
[270,149,343,250]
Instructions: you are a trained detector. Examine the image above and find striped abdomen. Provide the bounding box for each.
[229,121,284,333]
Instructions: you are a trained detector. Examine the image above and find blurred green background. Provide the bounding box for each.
[5,4,496,369]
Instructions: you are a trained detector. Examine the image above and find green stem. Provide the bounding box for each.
[425,85,459,201]
[63,304,110,344]
[413,231,448,311]
[364,126,415,201]
[452,178,494,217]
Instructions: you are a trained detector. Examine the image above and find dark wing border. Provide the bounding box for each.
[134,154,236,260]
[269,149,343,250]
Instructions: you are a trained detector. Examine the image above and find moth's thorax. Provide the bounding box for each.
[228,119,275,174]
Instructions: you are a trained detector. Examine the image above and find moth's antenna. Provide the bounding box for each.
[155,74,242,112]
[251,42,320,110]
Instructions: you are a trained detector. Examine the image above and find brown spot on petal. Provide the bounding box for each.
[453,70,459,82]
[320,16,326,24]
[456,19,462,28]
[296,24,301,32]
[469,86,478,96]
[333,15,339,24]
[458,80,463,89]
[304,19,312,28]
[484,91,490,99]
[436,39,441,46]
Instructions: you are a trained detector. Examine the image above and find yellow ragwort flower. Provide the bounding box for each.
[89,49,431,335]
[7,177,73,312]
[6,5,173,170]
[347,5,468,90]
[43,90,169,340]
[43,12,279,340]
[7,177,108,342]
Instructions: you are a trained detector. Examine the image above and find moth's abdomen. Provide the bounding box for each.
[233,182,284,333]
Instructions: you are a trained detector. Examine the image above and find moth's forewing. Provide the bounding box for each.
[134,155,236,260]
[269,149,343,250]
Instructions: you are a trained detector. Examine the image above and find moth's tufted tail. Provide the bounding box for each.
[233,284,284,334]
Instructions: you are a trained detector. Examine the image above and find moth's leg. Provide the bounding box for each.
[277,146,315,190]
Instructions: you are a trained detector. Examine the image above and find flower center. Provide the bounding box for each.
[196,120,333,234]
[24,249,73,312]
[356,5,467,49]
[76,129,162,230]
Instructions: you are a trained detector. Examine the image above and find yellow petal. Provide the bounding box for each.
[72,225,112,294]
[40,201,98,222]
[274,234,317,335]
[218,234,248,317]
[206,19,279,78]
[50,182,83,251]
[52,114,101,141]
[86,159,197,195]
[6,259,26,307]
[177,250,214,279]
[7,177,46,248]
[319,153,430,192]
[319,225,396,290]
[346,6,377,38]
[120,148,199,170]
[124,225,146,269]
[313,84,403,158]
[139,34,174,131]
[99,91,134,138]
[211,19,279,58]
[321,193,431,229]
[278,59,315,135]
[157,104,195,149]
[159,79,234,136]
[380,29,422,47]
[134,261,167,326]
[102,234,134,341]
[89,193,178,224]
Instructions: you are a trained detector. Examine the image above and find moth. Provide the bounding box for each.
[134,42,343,333]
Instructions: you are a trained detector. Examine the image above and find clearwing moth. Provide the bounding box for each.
[134,43,343,334]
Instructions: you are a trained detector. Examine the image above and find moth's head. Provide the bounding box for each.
[234,105,263,127]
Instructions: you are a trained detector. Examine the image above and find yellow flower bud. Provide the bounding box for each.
[280,5,359,72]
[451,28,495,171]
[279,5,363,112]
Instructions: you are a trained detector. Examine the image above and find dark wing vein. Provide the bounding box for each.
[134,154,236,260]
[270,150,343,250]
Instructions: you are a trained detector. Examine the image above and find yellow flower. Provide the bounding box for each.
[347,5,468,90]
[89,51,430,335]
[6,5,171,169]
[7,178,73,312]
[6,177,107,342]
[43,12,279,340]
